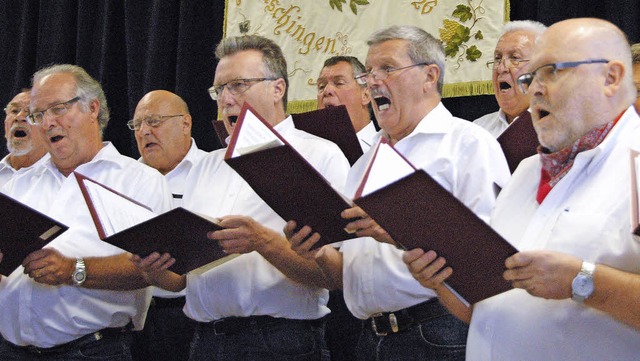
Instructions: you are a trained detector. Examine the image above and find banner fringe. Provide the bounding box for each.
[443,81,494,98]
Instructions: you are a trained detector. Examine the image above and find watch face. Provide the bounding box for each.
[572,274,594,297]
[73,271,86,284]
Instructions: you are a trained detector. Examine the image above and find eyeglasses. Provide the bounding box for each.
[4,106,30,117]
[208,77,277,100]
[516,59,609,94]
[486,57,529,70]
[26,96,81,125]
[355,63,430,85]
[127,114,184,131]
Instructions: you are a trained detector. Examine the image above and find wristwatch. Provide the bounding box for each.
[571,261,595,302]
[72,258,87,286]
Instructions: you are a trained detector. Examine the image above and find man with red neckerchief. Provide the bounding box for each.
[404,18,640,360]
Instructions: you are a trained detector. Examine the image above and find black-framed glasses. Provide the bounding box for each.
[4,105,30,117]
[127,114,184,131]
[208,77,277,101]
[26,96,81,125]
[355,63,430,85]
[516,59,609,94]
[486,57,529,70]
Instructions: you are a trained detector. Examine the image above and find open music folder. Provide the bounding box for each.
[352,139,518,305]
[292,105,363,166]
[75,172,238,274]
[223,102,356,249]
[0,192,68,275]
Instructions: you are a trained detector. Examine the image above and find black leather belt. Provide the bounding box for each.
[151,296,186,308]
[200,315,323,336]
[5,327,128,355]
[368,299,449,336]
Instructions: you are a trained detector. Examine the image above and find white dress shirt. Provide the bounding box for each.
[357,121,378,153]
[0,142,172,348]
[182,116,350,321]
[341,103,511,319]
[467,106,640,361]
[473,109,509,138]
[0,153,50,190]
[139,138,207,208]
[140,138,207,298]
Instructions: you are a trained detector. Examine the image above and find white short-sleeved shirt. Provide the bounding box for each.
[467,106,640,361]
[182,116,350,322]
[341,103,511,319]
[0,142,172,348]
[0,153,50,190]
[473,109,508,138]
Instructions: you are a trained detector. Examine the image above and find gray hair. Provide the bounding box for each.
[215,35,289,111]
[32,64,109,135]
[367,25,445,94]
[632,43,640,64]
[322,56,366,87]
[501,20,547,40]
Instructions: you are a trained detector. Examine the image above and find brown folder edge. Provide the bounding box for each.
[630,149,640,236]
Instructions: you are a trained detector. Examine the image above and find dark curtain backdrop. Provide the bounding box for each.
[1,0,638,158]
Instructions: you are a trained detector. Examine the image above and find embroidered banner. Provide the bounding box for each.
[224,0,509,112]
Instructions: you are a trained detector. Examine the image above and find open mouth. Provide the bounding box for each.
[374,96,391,111]
[228,115,239,125]
[50,135,64,143]
[499,81,512,90]
[539,110,550,119]
[12,129,27,138]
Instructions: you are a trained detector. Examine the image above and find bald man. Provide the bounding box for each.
[131,90,207,207]
[632,43,640,111]
[0,89,49,188]
[130,90,206,361]
[404,18,640,360]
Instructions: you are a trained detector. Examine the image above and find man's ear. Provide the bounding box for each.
[423,64,441,93]
[88,98,101,121]
[361,87,372,106]
[182,114,192,135]
[272,78,286,104]
[603,61,624,97]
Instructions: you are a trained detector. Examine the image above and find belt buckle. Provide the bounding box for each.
[370,313,387,336]
[371,312,400,336]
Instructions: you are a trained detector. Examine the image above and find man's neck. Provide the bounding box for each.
[8,149,47,170]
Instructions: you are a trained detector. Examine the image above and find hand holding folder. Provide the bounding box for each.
[0,192,68,275]
[75,173,238,274]
[223,102,356,249]
[352,139,518,304]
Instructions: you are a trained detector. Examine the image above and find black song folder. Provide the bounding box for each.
[353,140,517,304]
[0,192,68,275]
[75,172,237,274]
[224,102,355,249]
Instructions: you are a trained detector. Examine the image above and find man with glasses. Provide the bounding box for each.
[474,20,547,138]
[135,35,349,361]
[130,90,207,207]
[287,25,509,361]
[404,18,640,359]
[128,90,205,361]
[0,89,49,188]
[0,64,172,360]
[317,56,377,152]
